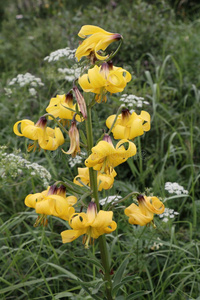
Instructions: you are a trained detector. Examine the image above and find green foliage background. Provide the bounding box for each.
[0,0,200,299]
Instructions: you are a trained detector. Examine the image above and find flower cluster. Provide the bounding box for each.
[58,66,82,82]
[119,94,150,109]
[0,146,51,187]
[8,73,44,88]
[44,47,76,62]
[99,195,122,206]
[165,182,188,195]
[158,208,179,223]
[7,72,44,97]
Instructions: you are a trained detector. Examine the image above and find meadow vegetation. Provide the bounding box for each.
[0,0,200,299]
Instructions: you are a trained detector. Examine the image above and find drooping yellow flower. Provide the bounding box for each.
[106,109,151,140]
[25,185,77,224]
[13,116,64,151]
[61,201,117,248]
[73,167,117,191]
[46,92,82,122]
[85,135,136,173]
[62,120,80,158]
[78,62,131,102]
[75,25,122,61]
[125,195,165,226]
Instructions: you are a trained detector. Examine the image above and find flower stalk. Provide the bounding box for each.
[84,92,113,299]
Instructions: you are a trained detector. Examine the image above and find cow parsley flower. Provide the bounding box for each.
[165,182,188,195]
[158,208,179,223]
[119,94,149,109]
[99,195,122,206]
[0,147,51,187]
[8,73,44,88]
[44,47,76,62]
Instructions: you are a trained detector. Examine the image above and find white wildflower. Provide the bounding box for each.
[150,237,163,250]
[99,195,122,206]
[4,88,12,97]
[119,94,150,109]
[68,152,86,168]
[58,66,82,82]
[44,47,76,62]
[8,73,44,88]
[29,88,37,96]
[159,207,179,223]
[0,148,51,187]
[165,182,188,195]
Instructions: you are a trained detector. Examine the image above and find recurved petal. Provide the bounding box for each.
[25,193,44,208]
[85,141,115,167]
[61,229,86,243]
[129,119,144,139]
[97,170,116,191]
[92,210,114,228]
[140,111,151,131]
[69,212,88,230]
[111,124,130,140]
[110,139,136,166]
[125,203,154,226]
[13,120,34,136]
[91,220,117,239]
[78,25,109,38]
[66,195,77,206]
[78,74,93,92]
[144,196,165,214]
[105,115,116,129]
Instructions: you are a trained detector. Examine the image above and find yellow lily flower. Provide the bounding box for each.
[106,109,151,140]
[61,201,117,248]
[13,116,64,151]
[125,195,165,226]
[78,62,131,102]
[75,25,122,61]
[25,185,77,224]
[73,167,117,191]
[85,135,136,173]
[62,120,80,158]
[46,92,82,122]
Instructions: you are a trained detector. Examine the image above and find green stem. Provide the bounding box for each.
[84,93,113,300]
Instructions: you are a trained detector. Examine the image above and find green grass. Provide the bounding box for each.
[1,0,200,299]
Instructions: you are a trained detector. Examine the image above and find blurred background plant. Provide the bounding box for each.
[0,0,200,299]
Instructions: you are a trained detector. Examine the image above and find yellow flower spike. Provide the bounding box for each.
[73,167,117,191]
[13,116,64,151]
[78,62,131,103]
[124,194,165,226]
[61,201,117,247]
[106,109,151,140]
[62,119,80,158]
[75,25,122,61]
[85,134,136,173]
[46,92,82,122]
[25,185,77,223]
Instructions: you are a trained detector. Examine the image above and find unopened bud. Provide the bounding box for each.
[73,86,87,119]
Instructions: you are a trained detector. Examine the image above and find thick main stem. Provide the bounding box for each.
[84,94,113,300]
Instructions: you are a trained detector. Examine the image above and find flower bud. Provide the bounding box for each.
[63,120,80,157]
[35,116,47,129]
[73,86,87,119]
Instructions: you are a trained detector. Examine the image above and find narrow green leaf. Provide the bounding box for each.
[126,290,151,300]
[112,257,129,295]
